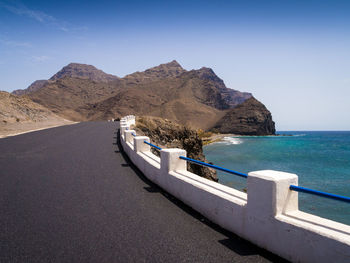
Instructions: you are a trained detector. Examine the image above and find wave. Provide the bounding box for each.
[216,137,243,145]
[230,134,307,138]
[292,134,307,137]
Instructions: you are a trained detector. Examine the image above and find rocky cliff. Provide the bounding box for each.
[134,116,218,182]
[212,97,276,135]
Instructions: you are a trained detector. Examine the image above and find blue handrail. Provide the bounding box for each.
[179,156,248,178]
[132,132,136,137]
[290,185,350,204]
[144,140,162,151]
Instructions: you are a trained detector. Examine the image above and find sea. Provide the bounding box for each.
[203,131,350,225]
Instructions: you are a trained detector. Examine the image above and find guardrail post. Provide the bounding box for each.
[120,124,128,136]
[247,170,298,218]
[128,115,135,125]
[124,130,136,143]
[160,149,187,172]
[134,136,150,152]
[244,170,299,259]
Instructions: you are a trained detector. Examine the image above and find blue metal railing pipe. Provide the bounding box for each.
[132,132,136,137]
[179,156,248,178]
[144,140,162,151]
[290,185,350,204]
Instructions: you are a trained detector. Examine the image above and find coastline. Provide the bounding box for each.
[201,133,238,145]
[202,133,291,145]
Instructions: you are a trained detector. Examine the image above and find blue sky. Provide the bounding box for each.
[1,0,350,130]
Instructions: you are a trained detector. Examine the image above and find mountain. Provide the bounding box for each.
[11,61,275,134]
[12,63,120,96]
[79,65,252,129]
[212,97,276,135]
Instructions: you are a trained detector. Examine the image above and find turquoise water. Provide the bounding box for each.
[204,131,350,225]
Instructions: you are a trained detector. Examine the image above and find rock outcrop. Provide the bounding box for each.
[212,97,276,135]
[134,116,218,182]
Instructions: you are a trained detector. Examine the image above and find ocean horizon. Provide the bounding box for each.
[204,130,350,225]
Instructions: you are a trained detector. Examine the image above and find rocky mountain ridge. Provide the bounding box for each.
[50,63,120,82]
[11,61,275,135]
[123,60,186,84]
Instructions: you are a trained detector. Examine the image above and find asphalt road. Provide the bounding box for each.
[0,122,285,262]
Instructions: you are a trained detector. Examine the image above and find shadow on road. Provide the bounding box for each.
[143,186,160,193]
[114,128,288,262]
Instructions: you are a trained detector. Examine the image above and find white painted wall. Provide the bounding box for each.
[120,115,350,263]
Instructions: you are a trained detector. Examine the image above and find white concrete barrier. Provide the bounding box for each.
[119,115,350,263]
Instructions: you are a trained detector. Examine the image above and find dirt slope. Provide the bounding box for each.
[0,91,73,137]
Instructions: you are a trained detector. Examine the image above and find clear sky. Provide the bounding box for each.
[1,0,349,130]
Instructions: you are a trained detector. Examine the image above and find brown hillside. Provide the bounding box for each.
[82,69,230,129]
[13,60,275,134]
[28,78,124,121]
[0,91,73,137]
[0,91,63,123]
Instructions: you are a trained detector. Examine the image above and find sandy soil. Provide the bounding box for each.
[0,119,77,138]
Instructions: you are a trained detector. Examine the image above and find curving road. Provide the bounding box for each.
[0,122,285,262]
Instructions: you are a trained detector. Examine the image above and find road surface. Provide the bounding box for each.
[0,122,285,262]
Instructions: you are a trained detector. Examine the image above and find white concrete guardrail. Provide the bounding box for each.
[119,115,350,263]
